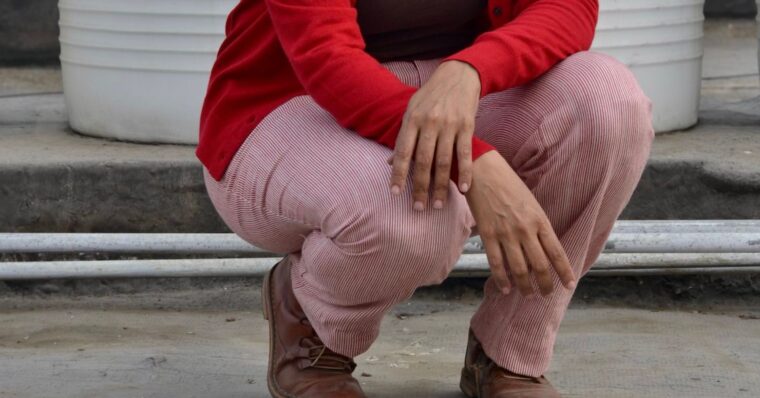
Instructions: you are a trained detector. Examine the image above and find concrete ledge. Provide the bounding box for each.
[624,125,760,220]
[2,17,757,230]
[0,159,225,233]
[3,129,760,232]
[1,92,760,231]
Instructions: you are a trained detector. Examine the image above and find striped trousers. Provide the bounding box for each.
[203,51,654,377]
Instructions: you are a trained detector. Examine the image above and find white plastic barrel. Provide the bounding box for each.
[61,0,706,142]
[591,0,705,133]
[58,0,236,144]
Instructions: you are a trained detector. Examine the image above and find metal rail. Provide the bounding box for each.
[3,221,760,255]
[0,253,759,280]
[1,220,759,280]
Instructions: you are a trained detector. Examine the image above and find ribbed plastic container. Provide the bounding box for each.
[591,0,705,133]
[61,0,706,141]
[58,0,236,144]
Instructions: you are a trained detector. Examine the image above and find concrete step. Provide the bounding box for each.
[1,18,758,232]
[1,91,759,232]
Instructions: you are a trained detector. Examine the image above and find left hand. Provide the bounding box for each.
[386,60,481,210]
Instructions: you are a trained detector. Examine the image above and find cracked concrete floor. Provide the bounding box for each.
[1,298,759,398]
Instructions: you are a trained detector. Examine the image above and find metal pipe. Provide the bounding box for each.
[609,220,760,233]
[2,220,759,280]
[0,257,276,280]
[1,253,758,280]
[585,267,760,276]
[0,233,486,254]
[447,253,760,276]
[0,233,266,254]
[603,233,760,253]
[2,220,760,254]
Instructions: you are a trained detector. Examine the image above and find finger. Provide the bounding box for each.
[411,127,437,210]
[538,226,576,290]
[431,132,455,209]
[502,236,533,296]
[522,235,554,297]
[456,127,474,193]
[482,235,511,294]
[390,116,419,195]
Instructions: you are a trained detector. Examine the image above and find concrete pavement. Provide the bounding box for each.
[1,297,759,398]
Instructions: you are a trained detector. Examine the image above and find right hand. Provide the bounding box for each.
[387,60,481,210]
[464,151,577,297]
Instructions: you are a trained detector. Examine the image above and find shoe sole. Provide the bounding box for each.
[262,257,291,398]
[459,367,478,397]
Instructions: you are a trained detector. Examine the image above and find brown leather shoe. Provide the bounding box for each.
[262,255,367,398]
[460,328,560,398]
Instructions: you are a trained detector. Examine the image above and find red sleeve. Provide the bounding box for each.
[263,0,496,186]
[443,0,599,98]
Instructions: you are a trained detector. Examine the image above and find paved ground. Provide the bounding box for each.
[1,296,759,398]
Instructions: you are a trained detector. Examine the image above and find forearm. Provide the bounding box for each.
[443,0,599,97]
[265,0,496,183]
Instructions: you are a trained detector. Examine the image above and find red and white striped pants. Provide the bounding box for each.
[203,51,654,377]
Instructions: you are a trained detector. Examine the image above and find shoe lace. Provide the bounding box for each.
[298,317,357,372]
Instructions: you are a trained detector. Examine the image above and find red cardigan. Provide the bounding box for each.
[197,0,598,183]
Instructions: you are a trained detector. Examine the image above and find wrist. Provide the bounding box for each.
[441,60,481,96]
[465,151,493,199]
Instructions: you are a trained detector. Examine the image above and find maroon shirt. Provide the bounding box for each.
[357,0,488,62]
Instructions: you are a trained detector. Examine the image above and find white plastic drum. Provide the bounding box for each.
[61,0,706,141]
[59,0,236,144]
[591,0,705,133]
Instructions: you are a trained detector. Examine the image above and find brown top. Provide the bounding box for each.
[356,0,488,62]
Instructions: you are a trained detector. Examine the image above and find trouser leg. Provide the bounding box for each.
[458,51,655,376]
[203,60,474,358]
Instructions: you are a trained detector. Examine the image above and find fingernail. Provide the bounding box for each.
[460,182,469,192]
[433,199,443,209]
[413,201,424,211]
[567,281,576,290]
[501,286,510,295]
[391,185,400,195]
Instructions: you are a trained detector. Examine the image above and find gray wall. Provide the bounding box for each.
[706,0,758,17]
[0,0,60,65]
[0,0,758,65]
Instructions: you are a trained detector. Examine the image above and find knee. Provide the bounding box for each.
[552,51,655,165]
[378,215,465,284]
[323,197,469,304]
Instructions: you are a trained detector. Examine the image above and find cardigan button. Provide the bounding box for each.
[492,6,503,16]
